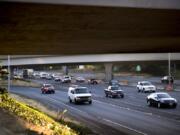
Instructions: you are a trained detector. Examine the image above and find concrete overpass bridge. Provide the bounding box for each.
[0,1,180,54]
[1,53,180,80]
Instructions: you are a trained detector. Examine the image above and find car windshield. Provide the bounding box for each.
[75,88,89,94]
[44,84,52,87]
[142,82,151,86]
[111,86,119,90]
[157,93,171,99]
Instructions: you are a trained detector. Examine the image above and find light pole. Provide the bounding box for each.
[168,53,171,85]
[8,55,10,91]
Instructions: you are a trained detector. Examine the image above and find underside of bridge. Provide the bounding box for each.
[0,1,180,54]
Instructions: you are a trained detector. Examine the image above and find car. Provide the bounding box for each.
[13,74,22,79]
[76,77,86,83]
[137,81,156,93]
[104,85,124,98]
[62,76,71,83]
[41,84,55,94]
[40,73,48,79]
[109,80,119,86]
[161,76,174,84]
[46,75,52,80]
[68,85,92,104]
[147,92,177,108]
[88,78,98,84]
[54,77,62,81]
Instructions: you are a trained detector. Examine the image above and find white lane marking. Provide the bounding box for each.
[103,118,148,135]
[45,94,148,135]
[93,99,155,116]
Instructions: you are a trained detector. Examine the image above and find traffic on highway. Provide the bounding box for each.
[9,69,180,135]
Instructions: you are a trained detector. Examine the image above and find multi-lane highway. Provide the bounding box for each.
[10,78,180,135]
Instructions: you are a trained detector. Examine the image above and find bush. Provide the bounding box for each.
[0,87,8,94]
[0,94,76,135]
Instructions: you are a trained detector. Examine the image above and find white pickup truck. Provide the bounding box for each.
[137,81,156,93]
[68,85,92,104]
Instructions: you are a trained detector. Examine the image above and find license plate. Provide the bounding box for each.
[169,103,173,106]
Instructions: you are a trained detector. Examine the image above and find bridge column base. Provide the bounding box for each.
[105,63,113,82]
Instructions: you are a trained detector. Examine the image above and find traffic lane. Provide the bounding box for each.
[50,91,180,135]
[9,86,136,135]
[23,78,180,119]
[90,85,180,120]
[30,79,180,118]
[52,83,180,121]
[10,86,180,135]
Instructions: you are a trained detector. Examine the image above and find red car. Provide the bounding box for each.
[41,84,55,94]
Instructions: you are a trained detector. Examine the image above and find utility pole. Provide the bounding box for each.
[8,55,10,91]
[168,53,171,85]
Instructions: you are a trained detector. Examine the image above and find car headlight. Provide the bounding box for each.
[76,97,81,100]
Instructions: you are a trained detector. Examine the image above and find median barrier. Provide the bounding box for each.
[119,80,128,86]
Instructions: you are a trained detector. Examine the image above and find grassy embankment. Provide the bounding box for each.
[0,93,77,135]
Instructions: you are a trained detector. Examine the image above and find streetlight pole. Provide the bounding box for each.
[8,55,10,91]
[168,53,171,85]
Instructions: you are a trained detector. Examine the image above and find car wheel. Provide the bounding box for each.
[173,104,177,108]
[121,95,124,98]
[105,93,108,97]
[137,87,140,92]
[74,99,78,104]
[69,97,72,103]
[157,102,161,108]
[89,101,92,104]
[147,100,151,106]
[143,88,145,93]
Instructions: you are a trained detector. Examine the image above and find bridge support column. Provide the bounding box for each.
[105,63,113,81]
[10,67,14,79]
[62,66,68,75]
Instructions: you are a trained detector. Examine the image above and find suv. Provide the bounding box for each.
[104,85,124,98]
[137,81,156,93]
[109,80,119,86]
[68,86,92,104]
[41,84,55,94]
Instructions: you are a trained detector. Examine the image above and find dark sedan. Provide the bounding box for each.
[88,79,98,84]
[147,92,177,108]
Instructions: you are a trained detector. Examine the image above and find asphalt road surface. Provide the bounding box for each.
[10,78,180,135]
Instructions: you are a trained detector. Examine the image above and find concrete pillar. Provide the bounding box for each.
[105,63,113,81]
[10,67,14,79]
[62,66,68,75]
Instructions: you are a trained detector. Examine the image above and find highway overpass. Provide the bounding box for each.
[0,1,180,54]
[1,53,180,80]
[1,53,180,66]
[3,0,180,9]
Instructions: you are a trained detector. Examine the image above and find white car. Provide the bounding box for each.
[68,86,92,104]
[54,76,62,81]
[76,77,86,82]
[62,76,71,83]
[137,81,156,93]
